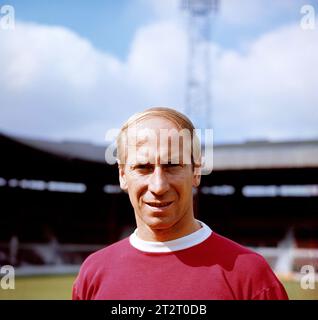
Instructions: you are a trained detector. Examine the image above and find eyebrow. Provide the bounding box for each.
[130,159,186,169]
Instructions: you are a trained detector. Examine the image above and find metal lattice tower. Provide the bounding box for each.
[182,0,219,129]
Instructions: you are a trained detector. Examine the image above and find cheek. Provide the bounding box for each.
[172,176,193,197]
[127,178,147,202]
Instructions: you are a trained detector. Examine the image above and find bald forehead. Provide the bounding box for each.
[134,117,179,141]
[124,117,192,165]
[134,116,180,131]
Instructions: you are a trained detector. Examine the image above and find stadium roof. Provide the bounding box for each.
[2,133,318,170]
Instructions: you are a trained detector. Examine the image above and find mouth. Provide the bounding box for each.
[145,201,173,209]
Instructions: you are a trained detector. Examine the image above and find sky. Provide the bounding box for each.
[0,0,317,145]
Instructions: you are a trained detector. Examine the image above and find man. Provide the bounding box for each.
[72,107,288,300]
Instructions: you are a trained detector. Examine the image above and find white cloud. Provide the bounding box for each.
[0,17,317,144]
[0,22,125,141]
[127,21,187,102]
[0,21,187,143]
[213,23,318,141]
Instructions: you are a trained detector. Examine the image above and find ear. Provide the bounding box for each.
[118,165,128,191]
[192,165,201,187]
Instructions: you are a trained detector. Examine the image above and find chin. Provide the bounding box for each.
[143,215,176,230]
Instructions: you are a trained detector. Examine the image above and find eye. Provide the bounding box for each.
[133,163,154,171]
[163,163,182,169]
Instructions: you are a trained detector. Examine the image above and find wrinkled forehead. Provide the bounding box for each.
[124,118,193,165]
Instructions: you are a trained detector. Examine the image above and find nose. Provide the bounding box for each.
[148,166,169,196]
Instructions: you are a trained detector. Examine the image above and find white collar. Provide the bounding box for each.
[129,220,212,253]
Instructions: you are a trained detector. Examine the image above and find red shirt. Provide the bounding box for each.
[73,223,288,300]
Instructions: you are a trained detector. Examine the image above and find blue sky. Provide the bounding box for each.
[0,0,317,144]
[3,0,153,59]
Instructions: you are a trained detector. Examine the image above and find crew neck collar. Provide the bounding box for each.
[129,220,212,253]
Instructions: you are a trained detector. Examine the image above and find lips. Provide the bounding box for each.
[145,201,173,208]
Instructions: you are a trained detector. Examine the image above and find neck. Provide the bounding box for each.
[136,217,201,242]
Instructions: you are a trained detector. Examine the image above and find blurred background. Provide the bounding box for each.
[0,0,317,299]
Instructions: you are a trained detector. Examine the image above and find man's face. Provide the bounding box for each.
[119,116,200,235]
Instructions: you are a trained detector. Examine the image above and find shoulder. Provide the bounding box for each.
[188,230,273,278]
[81,237,130,270]
[207,232,288,299]
[75,237,131,283]
[72,237,132,299]
[209,232,272,270]
[208,232,261,257]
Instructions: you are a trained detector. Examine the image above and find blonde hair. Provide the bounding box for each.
[116,107,201,168]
